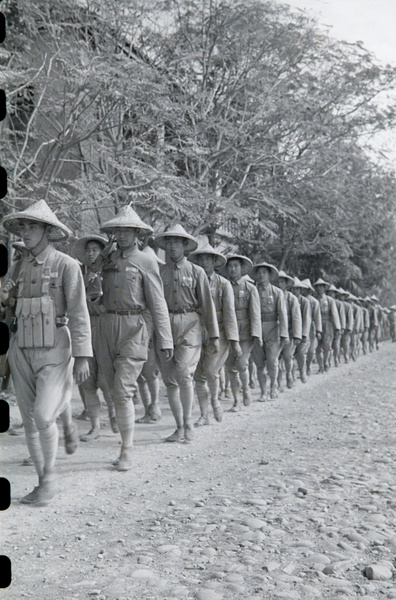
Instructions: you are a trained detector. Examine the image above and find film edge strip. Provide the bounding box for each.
[0,6,13,589]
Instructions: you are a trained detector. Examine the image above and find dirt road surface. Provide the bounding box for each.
[2,343,396,600]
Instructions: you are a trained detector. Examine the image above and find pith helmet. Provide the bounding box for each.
[73,234,108,264]
[251,261,279,279]
[225,254,253,277]
[188,241,226,268]
[2,199,72,241]
[301,278,315,292]
[293,276,309,290]
[100,205,153,235]
[277,269,294,284]
[155,224,198,253]
[313,278,330,288]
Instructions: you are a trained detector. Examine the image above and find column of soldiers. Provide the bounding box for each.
[0,200,394,507]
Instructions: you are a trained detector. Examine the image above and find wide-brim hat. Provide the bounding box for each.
[293,276,309,290]
[277,269,294,284]
[301,278,315,292]
[370,295,379,303]
[155,223,198,253]
[327,284,338,293]
[225,254,253,277]
[141,245,165,265]
[100,205,153,235]
[188,241,226,268]
[313,278,330,288]
[73,234,108,264]
[390,305,396,311]
[251,261,279,280]
[2,199,72,241]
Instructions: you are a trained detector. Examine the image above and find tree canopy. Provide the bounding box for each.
[1,0,396,301]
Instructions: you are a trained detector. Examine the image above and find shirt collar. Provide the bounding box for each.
[171,256,187,269]
[121,245,139,259]
[27,244,52,264]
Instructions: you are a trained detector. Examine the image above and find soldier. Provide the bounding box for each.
[349,294,362,361]
[313,278,341,372]
[155,225,219,442]
[276,271,302,390]
[95,206,173,470]
[291,277,311,383]
[359,297,371,355]
[73,234,118,441]
[188,242,240,426]
[251,262,288,400]
[135,246,165,424]
[327,285,346,367]
[300,279,322,375]
[368,295,380,352]
[337,288,354,363]
[224,255,261,410]
[1,200,92,506]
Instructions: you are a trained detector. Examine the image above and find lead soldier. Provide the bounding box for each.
[1,200,92,506]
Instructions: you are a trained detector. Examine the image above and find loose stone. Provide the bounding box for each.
[364,565,393,581]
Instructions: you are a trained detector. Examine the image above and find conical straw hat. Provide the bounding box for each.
[250,261,279,280]
[327,284,338,293]
[293,276,309,290]
[100,205,153,235]
[188,241,226,268]
[73,234,108,264]
[155,223,198,253]
[301,278,315,292]
[277,269,294,284]
[2,199,72,241]
[313,278,330,288]
[225,254,253,277]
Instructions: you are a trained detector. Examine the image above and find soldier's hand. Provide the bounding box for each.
[302,336,308,344]
[316,332,322,341]
[280,337,287,349]
[73,357,90,384]
[230,341,242,357]
[0,278,15,306]
[162,348,174,361]
[208,338,219,354]
[293,337,301,345]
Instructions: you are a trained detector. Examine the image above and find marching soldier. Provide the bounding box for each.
[390,305,396,343]
[291,277,311,383]
[73,234,118,441]
[370,295,381,350]
[96,206,173,469]
[224,255,261,409]
[276,270,302,390]
[251,262,288,400]
[300,278,322,375]
[155,225,219,442]
[348,294,362,361]
[360,297,371,355]
[313,278,341,372]
[337,288,354,363]
[188,242,240,426]
[327,285,346,367]
[1,200,92,506]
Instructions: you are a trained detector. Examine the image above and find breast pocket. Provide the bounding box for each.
[181,275,195,289]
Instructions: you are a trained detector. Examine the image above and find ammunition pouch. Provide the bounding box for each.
[15,296,56,349]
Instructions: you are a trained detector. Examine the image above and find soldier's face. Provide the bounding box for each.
[278,278,287,291]
[19,220,48,250]
[114,228,136,250]
[316,284,326,296]
[85,241,102,264]
[197,254,215,274]
[294,287,301,297]
[165,237,186,262]
[255,267,271,284]
[227,259,242,281]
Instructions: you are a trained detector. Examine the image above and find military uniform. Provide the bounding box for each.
[327,285,346,367]
[350,296,362,360]
[251,263,288,400]
[314,279,341,372]
[338,289,354,363]
[277,272,302,390]
[292,278,311,383]
[96,207,173,469]
[225,259,261,407]
[301,279,322,375]
[2,200,92,505]
[155,225,218,441]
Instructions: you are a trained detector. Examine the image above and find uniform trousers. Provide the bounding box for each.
[251,321,282,390]
[279,338,296,383]
[195,328,229,405]
[316,320,334,368]
[294,339,309,377]
[307,324,318,372]
[341,331,351,362]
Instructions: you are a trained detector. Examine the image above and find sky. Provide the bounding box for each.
[280,0,396,66]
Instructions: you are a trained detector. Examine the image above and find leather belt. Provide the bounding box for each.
[169,308,197,314]
[106,309,142,315]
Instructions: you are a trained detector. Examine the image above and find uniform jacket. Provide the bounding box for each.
[284,290,302,340]
[335,298,346,330]
[351,303,362,333]
[318,294,341,330]
[160,257,219,340]
[307,294,323,334]
[256,282,288,339]
[230,277,262,342]
[207,272,239,342]
[344,301,354,332]
[101,245,173,350]
[361,306,370,329]
[298,295,312,339]
[8,244,92,357]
